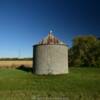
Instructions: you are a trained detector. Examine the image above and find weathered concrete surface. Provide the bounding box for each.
[33,45,68,75]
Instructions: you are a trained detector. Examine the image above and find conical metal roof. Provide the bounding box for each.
[39,31,65,45]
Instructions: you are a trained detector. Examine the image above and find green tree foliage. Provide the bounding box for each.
[69,35,100,67]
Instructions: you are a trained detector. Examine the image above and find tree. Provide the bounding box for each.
[69,35,100,67]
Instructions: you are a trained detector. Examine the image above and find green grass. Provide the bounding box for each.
[0,67,100,100]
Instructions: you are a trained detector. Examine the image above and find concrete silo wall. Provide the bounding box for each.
[33,45,68,75]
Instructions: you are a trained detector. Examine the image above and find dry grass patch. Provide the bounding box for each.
[0,60,32,68]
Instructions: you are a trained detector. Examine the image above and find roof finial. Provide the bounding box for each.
[50,30,53,34]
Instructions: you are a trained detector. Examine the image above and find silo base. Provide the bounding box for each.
[33,45,68,75]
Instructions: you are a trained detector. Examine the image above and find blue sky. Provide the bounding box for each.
[0,0,100,57]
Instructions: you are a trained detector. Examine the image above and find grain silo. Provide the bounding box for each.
[33,31,68,75]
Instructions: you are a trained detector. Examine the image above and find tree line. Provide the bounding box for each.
[69,35,100,67]
[0,58,32,61]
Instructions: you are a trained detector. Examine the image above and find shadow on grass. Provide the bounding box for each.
[16,65,33,73]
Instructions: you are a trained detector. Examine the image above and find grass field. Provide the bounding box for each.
[0,60,32,68]
[0,67,100,100]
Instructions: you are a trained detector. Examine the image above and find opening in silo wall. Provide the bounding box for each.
[33,44,68,75]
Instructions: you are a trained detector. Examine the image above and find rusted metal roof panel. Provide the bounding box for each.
[39,31,65,45]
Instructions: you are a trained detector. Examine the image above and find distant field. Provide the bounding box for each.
[0,60,32,68]
[0,67,100,100]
